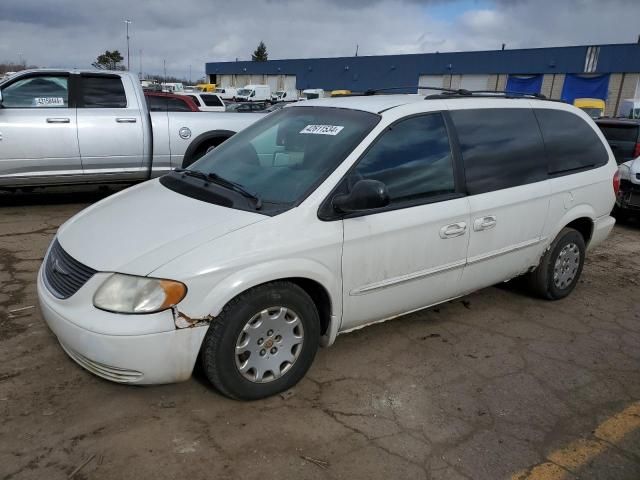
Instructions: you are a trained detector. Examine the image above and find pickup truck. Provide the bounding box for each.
[0,69,263,189]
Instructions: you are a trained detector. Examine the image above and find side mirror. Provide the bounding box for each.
[333,179,390,213]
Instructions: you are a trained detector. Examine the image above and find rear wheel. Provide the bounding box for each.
[527,227,585,300]
[200,281,320,400]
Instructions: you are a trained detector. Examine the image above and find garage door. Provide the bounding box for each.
[266,76,279,92]
[459,75,489,91]
[418,75,444,94]
[284,75,297,91]
[219,75,233,88]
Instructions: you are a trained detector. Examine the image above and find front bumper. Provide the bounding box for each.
[37,266,208,385]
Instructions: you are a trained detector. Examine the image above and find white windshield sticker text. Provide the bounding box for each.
[299,125,344,136]
[34,97,65,107]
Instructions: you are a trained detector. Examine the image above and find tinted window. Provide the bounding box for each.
[188,95,201,106]
[535,109,609,174]
[1,75,68,108]
[146,95,167,112]
[201,94,223,107]
[451,108,546,194]
[81,76,127,108]
[166,98,192,112]
[350,114,455,203]
[598,124,639,142]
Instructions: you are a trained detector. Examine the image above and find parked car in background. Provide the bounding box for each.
[264,102,290,112]
[226,102,269,112]
[574,98,605,119]
[236,84,271,102]
[37,94,617,400]
[0,69,263,188]
[271,90,299,102]
[179,92,225,112]
[161,82,185,93]
[331,90,352,97]
[145,91,199,112]
[617,99,640,119]
[196,83,216,92]
[596,118,640,164]
[613,155,640,217]
[183,85,198,93]
[215,87,238,100]
[301,88,324,100]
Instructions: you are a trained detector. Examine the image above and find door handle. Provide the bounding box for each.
[116,117,137,123]
[439,222,467,239]
[46,117,70,123]
[473,215,497,231]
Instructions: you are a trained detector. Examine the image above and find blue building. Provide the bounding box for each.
[206,43,640,116]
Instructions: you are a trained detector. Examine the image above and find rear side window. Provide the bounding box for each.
[201,94,223,107]
[350,113,456,203]
[450,108,546,194]
[598,124,639,142]
[81,76,127,108]
[535,109,609,174]
[166,98,192,112]
[146,95,167,112]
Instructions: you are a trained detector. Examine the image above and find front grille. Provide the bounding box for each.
[60,344,143,383]
[44,239,96,299]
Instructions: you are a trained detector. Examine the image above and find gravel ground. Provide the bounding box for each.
[1,186,639,480]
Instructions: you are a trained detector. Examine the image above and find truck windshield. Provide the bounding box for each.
[237,89,251,96]
[186,106,380,207]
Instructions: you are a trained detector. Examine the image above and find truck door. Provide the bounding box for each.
[0,72,81,184]
[76,74,146,179]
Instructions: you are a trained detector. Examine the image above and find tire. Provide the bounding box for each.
[526,227,586,300]
[182,138,227,168]
[200,281,320,400]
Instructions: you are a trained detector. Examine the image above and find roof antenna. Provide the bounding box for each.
[501,43,506,50]
[355,44,359,57]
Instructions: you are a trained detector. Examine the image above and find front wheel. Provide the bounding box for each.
[526,227,586,300]
[200,281,320,400]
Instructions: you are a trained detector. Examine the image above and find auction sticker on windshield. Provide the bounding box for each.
[34,97,65,107]
[300,125,344,135]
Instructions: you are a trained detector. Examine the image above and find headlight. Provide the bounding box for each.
[93,274,187,314]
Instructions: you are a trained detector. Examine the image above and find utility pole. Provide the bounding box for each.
[163,59,167,86]
[139,49,142,79]
[124,19,132,70]
[189,64,192,84]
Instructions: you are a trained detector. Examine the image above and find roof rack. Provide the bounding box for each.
[360,85,561,102]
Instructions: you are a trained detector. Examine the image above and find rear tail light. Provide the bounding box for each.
[634,143,640,158]
[613,170,621,196]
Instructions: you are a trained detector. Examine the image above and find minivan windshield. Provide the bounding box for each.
[186,106,380,206]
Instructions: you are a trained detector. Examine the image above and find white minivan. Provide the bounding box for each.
[38,93,618,400]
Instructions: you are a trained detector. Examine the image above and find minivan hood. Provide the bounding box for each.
[56,179,266,275]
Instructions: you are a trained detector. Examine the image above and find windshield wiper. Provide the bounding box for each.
[174,168,262,210]
[207,172,263,210]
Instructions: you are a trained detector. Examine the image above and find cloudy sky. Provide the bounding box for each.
[1,0,638,80]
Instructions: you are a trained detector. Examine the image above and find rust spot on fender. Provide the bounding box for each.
[173,308,214,329]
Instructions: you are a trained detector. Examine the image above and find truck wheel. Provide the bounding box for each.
[182,138,227,168]
[200,281,320,400]
[526,227,585,300]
